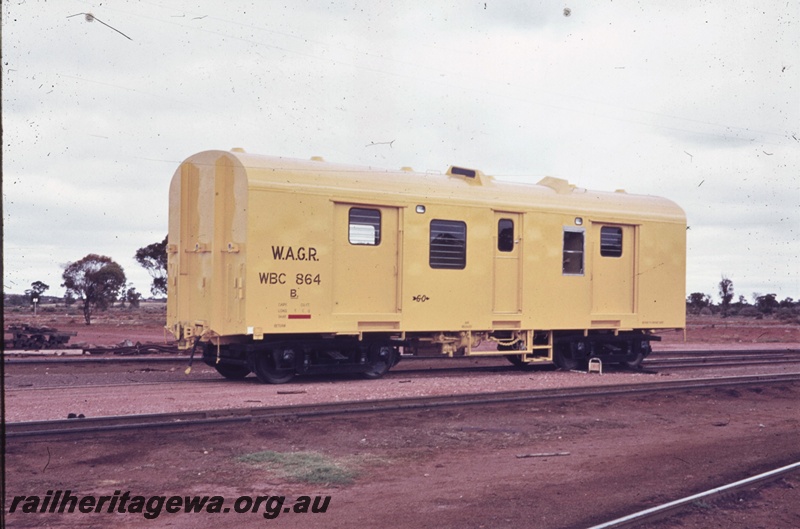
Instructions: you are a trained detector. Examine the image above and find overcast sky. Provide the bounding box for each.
[3,1,798,303]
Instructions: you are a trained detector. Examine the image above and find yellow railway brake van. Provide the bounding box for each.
[166,149,685,383]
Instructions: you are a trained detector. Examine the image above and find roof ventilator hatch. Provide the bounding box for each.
[447,165,491,185]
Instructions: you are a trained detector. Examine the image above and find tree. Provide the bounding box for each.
[135,236,168,297]
[118,282,135,308]
[718,276,734,315]
[686,292,711,314]
[755,293,779,315]
[25,281,50,302]
[62,254,127,324]
[125,286,142,308]
[64,292,76,306]
[738,295,748,306]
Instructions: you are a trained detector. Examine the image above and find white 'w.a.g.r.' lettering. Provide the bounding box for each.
[271,246,318,261]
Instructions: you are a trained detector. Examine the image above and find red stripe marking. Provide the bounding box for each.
[288,314,311,320]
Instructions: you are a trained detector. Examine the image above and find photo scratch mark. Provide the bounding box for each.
[366,140,395,148]
[67,12,133,41]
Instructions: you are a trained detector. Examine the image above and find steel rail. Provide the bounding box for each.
[391,358,800,376]
[648,353,794,362]
[8,377,224,392]
[650,348,800,357]
[4,347,799,365]
[643,358,800,370]
[6,372,800,440]
[587,461,800,529]
[3,355,192,365]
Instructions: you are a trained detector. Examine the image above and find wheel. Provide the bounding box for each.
[505,354,537,370]
[253,351,295,384]
[553,345,580,371]
[214,363,251,380]
[505,354,528,368]
[499,338,530,369]
[622,352,644,370]
[362,346,396,379]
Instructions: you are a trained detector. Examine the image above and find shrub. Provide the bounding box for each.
[738,306,760,318]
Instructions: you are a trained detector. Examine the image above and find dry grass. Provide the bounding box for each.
[236,450,363,485]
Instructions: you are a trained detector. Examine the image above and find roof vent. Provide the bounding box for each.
[449,166,477,178]
[447,165,491,185]
[537,176,576,194]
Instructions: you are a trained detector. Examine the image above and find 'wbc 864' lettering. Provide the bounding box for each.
[260,273,321,285]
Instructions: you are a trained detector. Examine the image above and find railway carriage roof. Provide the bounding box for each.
[181,150,685,223]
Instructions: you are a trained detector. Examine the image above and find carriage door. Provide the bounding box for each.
[333,204,400,315]
[493,212,522,314]
[591,224,635,315]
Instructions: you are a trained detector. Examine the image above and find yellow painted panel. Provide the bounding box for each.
[400,205,493,331]
[244,190,332,334]
[167,150,686,344]
[591,223,635,315]
[333,204,400,314]
[493,211,522,314]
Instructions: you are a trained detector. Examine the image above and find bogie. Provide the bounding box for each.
[202,338,403,384]
[550,334,655,371]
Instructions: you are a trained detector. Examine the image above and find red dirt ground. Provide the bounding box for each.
[3,306,800,528]
[4,382,800,528]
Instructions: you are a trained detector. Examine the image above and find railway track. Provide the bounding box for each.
[5,347,799,365]
[643,351,800,370]
[5,348,800,392]
[7,372,800,440]
[2,352,188,364]
[5,346,799,362]
[652,347,800,357]
[588,461,800,529]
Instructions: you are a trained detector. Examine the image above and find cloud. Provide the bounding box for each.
[2,0,798,302]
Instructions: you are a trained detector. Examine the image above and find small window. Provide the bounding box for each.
[600,226,623,257]
[498,219,514,252]
[430,220,467,269]
[562,229,584,275]
[349,208,381,245]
